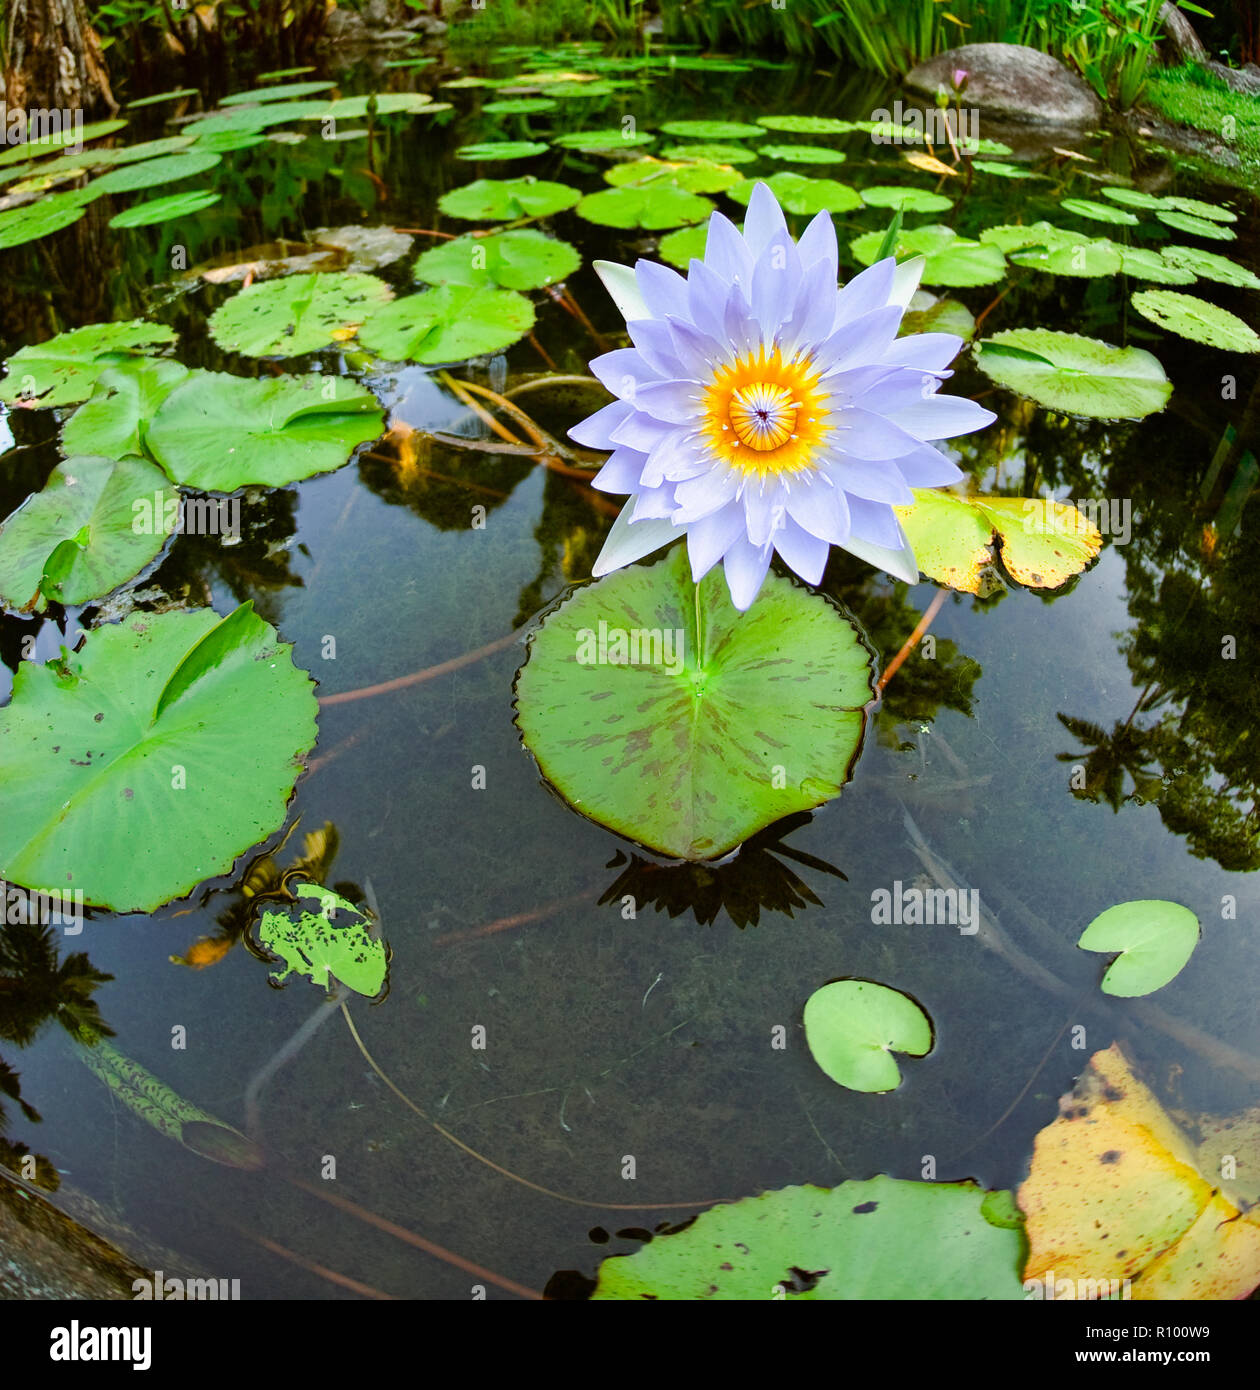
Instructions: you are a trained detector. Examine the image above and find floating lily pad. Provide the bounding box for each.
[1160,244,1260,289]
[437,176,581,221]
[0,455,178,610]
[0,118,127,168]
[1161,195,1236,223]
[62,360,191,460]
[147,373,384,489]
[359,285,536,364]
[894,489,1103,593]
[1060,197,1140,226]
[971,160,1034,178]
[758,143,847,166]
[1101,186,1167,210]
[1130,289,1260,353]
[553,129,655,152]
[126,88,200,109]
[656,223,710,269]
[193,129,267,153]
[481,97,558,115]
[1077,900,1200,997]
[0,189,92,249]
[804,980,933,1093]
[1155,209,1236,241]
[756,115,855,135]
[413,229,580,290]
[0,604,318,912]
[0,320,178,408]
[1009,234,1122,279]
[659,142,759,165]
[1114,245,1197,286]
[859,185,951,214]
[592,1178,1026,1299]
[92,150,221,195]
[576,184,713,230]
[220,80,336,105]
[977,328,1173,419]
[254,881,387,997]
[660,120,765,140]
[108,189,222,229]
[208,272,394,357]
[851,224,1005,287]
[603,159,742,194]
[729,172,861,216]
[900,290,974,341]
[514,544,874,861]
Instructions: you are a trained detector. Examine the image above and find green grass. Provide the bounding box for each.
[1141,63,1260,186]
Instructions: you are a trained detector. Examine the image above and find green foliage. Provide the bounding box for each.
[1077,900,1201,997]
[514,545,875,861]
[803,980,933,1092]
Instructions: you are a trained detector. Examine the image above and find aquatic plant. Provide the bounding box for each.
[571,183,996,610]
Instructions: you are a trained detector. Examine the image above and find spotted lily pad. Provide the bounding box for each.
[147,373,384,489]
[514,544,874,861]
[92,150,221,195]
[576,184,713,230]
[804,980,933,1092]
[0,454,179,610]
[592,1178,1026,1299]
[860,186,951,214]
[358,285,536,364]
[977,328,1173,419]
[254,881,387,997]
[0,320,178,408]
[108,189,223,229]
[62,360,191,460]
[603,158,743,194]
[1155,209,1236,241]
[758,143,848,166]
[1060,197,1140,226]
[1077,900,1200,997]
[1130,290,1260,353]
[0,604,318,912]
[413,229,580,290]
[208,272,395,357]
[894,489,1102,593]
[729,172,861,216]
[1160,245,1260,290]
[437,177,581,221]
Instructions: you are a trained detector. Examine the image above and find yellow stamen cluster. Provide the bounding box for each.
[701,345,829,478]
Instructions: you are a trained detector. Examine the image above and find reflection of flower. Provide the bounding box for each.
[571,183,995,610]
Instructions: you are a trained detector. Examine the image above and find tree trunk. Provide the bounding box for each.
[1157,1,1209,64]
[4,0,118,117]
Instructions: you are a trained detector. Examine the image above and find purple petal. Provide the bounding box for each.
[591,505,678,577]
[894,442,963,488]
[881,331,964,372]
[813,305,903,376]
[784,474,851,545]
[609,410,676,452]
[839,528,919,585]
[627,317,689,378]
[704,211,755,287]
[834,259,896,326]
[569,398,634,449]
[829,407,922,460]
[588,348,666,398]
[742,182,789,260]
[635,259,691,321]
[830,456,915,506]
[887,395,997,442]
[847,495,910,548]
[633,380,703,425]
[685,501,746,580]
[722,535,774,611]
[796,209,838,278]
[592,446,646,494]
[773,516,830,585]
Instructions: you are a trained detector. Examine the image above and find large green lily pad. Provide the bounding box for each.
[0,603,318,912]
[0,455,178,610]
[1077,900,1201,998]
[358,286,536,364]
[62,359,191,460]
[728,172,861,215]
[413,230,580,290]
[0,320,178,407]
[976,329,1173,419]
[147,373,384,489]
[207,272,394,357]
[437,176,582,221]
[576,184,713,230]
[514,545,875,861]
[591,1178,1027,1299]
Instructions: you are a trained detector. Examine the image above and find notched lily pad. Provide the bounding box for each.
[514,544,875,861]
[1076,899,1200,997]
[977,328,1172,419]
[803,979,933,1093]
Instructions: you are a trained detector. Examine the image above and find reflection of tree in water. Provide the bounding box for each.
[1027,372,1260,871]
[0,918,114,1188]
[141,486,305,630]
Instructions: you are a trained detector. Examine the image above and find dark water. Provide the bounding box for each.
[1,46,1258,1298]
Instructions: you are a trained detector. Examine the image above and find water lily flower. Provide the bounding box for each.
[569,182,996,610]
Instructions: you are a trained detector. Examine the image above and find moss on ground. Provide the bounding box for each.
[1139,63,1260,191]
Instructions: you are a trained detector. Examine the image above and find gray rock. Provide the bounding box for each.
[905,43,1103,125]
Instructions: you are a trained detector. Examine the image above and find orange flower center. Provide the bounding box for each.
[701,346,829,478]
